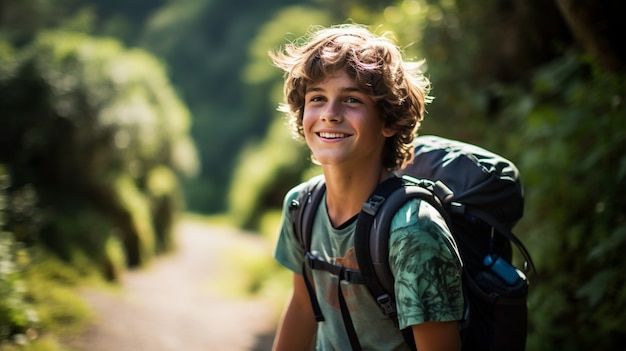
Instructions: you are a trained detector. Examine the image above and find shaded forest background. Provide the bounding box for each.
[1,0,625,350]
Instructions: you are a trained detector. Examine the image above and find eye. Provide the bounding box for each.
[305,95,326,105]
[345,96,362,104]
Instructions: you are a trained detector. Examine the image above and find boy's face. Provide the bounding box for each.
[302,70,396,169]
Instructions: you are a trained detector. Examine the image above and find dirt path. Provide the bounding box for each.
[64,219,279,351]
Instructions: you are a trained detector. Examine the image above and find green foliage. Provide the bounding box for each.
[0,167,39,344]
[0,248,98,350]
[0,221,38,342]
[29,31,198,177]
[228,117,311,229]
[22,252,94,335]
[393,0,570,141]
[0,30,197,278]
[243,6,332,85]
[146,166,183,252]
[0,168,91,349]
[517,53,626,350]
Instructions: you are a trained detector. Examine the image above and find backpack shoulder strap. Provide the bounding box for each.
[290,175,326,252]
[289,175,326,322]
[353,175,453,350]
[353,176,405,320]
[354,175,454,319]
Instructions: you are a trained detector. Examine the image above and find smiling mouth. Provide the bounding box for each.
[317,132,350,139]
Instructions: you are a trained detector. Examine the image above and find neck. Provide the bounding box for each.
[322,164,392,227]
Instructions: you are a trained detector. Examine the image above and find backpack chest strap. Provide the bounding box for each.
[305,252,366,284]
[303,252,367,351]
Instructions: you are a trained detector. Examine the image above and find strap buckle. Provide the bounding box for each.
[305,251,319,269]
[362,194,386,216]
[341,268,365,285]
[376,294,397,319]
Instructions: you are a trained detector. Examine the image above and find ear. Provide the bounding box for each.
[382,125,398,138]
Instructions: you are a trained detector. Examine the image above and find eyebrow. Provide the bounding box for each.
[305,85,364,94]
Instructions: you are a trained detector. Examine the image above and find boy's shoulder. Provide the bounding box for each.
[290,174,324,193]
[283,175,325,209]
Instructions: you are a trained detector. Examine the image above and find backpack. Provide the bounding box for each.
[289,135,535,351]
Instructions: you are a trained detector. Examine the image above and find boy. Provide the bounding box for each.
[270,24,464,351]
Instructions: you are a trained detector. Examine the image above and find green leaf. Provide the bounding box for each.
[575,269,619,306]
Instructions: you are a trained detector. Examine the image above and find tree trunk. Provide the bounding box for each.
[554,0,626,71]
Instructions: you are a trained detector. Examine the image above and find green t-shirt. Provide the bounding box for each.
[274,181,464,351]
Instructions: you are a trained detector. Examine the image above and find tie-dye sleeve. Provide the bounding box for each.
[389,198,464,330]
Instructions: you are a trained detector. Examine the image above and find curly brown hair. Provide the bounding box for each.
[269,24,431,171]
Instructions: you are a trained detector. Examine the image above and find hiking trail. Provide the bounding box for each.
[63,219,278,351]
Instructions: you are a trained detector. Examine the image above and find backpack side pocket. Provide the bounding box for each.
[461,268,528,351]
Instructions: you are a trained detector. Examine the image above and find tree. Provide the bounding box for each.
[0,31,198,276]
[555,0,625,72]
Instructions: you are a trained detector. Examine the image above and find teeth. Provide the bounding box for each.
[319,132,347,139]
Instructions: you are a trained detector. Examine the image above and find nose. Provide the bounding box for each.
[321,100,342,122]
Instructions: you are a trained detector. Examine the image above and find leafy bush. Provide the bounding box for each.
[0,31,197,272]
[0,227,39,344]
[0,167,40,344]
[517,53,626,350]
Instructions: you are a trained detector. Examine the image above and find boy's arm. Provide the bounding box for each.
[272,273,317,351]
[411,320,461,351]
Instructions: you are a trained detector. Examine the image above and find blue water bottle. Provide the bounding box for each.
[483,254,521,285]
